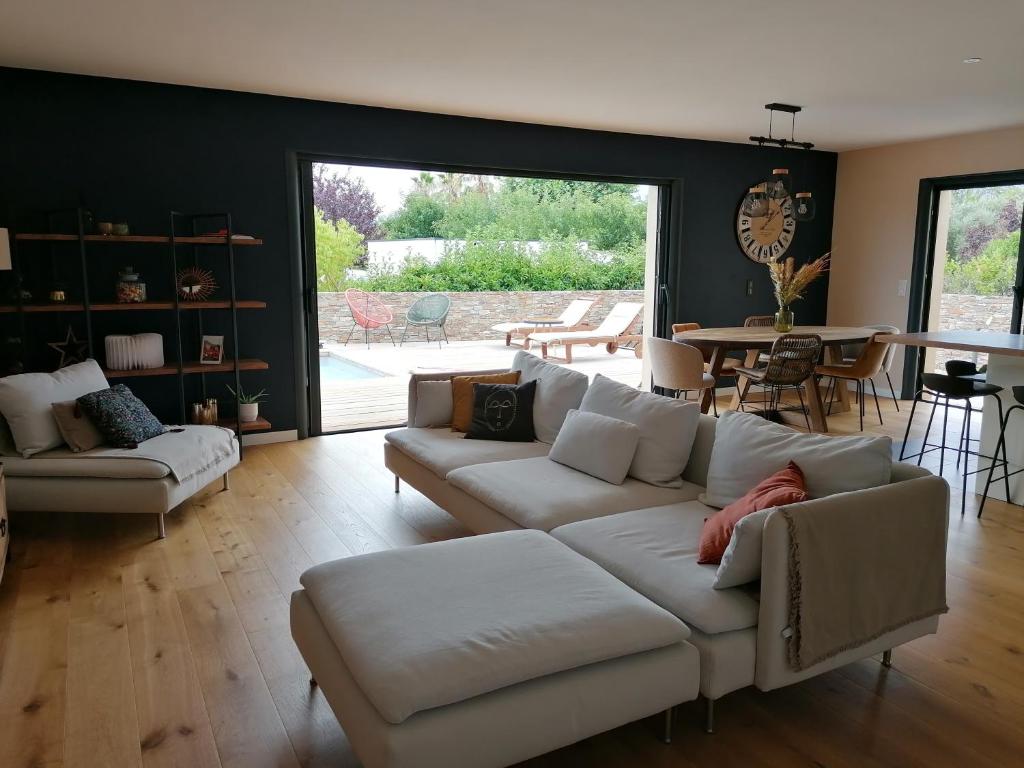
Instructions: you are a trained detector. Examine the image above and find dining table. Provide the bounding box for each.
[877,330,1024,503]
[671,325,880,432]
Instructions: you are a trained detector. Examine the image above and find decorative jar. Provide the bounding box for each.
[116,266,146,303]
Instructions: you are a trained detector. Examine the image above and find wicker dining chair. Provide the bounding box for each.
[734,333,823,431]
[744,315,776,328]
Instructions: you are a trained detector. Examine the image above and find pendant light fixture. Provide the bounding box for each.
[744,104,817,221]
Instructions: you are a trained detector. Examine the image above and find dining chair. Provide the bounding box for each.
[646,337,718,414]
[842,323,902,411]
[672,323,742,404]
[744,315,776,328]
[815,333,891,431]
[735,334,822,431]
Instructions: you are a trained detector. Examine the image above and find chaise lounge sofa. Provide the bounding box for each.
[294,351,949,768]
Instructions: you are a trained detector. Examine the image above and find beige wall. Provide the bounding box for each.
[828,125,1024,389]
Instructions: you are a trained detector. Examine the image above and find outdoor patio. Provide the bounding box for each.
[319,338,643,431]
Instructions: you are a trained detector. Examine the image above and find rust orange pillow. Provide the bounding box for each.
[450,372,520,432]
[697,461,808,564]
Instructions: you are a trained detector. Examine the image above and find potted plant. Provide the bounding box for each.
[767,253,830,332]
[227,385,267,423]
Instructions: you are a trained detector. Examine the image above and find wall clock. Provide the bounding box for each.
[736,195,796,263]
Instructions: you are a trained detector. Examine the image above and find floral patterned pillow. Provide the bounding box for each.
[76,384,164,448]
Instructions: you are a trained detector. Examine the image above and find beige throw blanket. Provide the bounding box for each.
[782,476,949,671]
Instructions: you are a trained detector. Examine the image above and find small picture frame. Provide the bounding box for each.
[200,335,224,365]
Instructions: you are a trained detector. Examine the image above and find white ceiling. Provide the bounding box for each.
[3,0,1023,151]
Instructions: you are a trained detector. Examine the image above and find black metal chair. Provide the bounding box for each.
[899,365,1009,516]
[979,384,1024,518]
[734,333,822,432]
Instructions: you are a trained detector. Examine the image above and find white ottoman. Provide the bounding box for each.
[291,530,700,768]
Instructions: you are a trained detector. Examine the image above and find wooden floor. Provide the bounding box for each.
[2,397,1024,767]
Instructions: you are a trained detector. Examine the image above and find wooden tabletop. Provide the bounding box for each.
[672,325,878,349]
[877,330,1024,358]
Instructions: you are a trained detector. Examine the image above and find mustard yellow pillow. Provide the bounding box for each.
[451,372,520,432]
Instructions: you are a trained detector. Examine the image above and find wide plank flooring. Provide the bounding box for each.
[1,397,1023,767]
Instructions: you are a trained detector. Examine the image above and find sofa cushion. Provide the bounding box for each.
[411,380,453,428]
[701,410,892,508]
[511,350,590,444]
[447,456,703,531]
[299,530,689,724]
[579,374,699,488]
[76,385,165,448]
[548,409,640,485]
[0,360,109,456]
[451,372,520,432]
[551,503,761,635]
[714,508,772,589]
[52,400,104,452]
[385,427,550,478]
[466,380,537,442]
[1,448,172,479]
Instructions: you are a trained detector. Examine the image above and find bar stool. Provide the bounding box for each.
[979,385,1024,518]
[899,370,1009,515]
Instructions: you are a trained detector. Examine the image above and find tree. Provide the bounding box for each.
[944,231,1020,296]
[380,194,446,239]
[312,164,383,240]
[314,209,364,291]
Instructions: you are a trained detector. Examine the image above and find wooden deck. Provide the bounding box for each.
[319,339,642,432]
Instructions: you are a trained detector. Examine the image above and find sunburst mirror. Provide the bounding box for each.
[176,266,218,301]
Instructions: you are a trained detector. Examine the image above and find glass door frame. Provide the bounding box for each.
[293,152,677,437]
[904,168,1024,397]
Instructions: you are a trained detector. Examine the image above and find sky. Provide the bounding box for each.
[319,162,649,215]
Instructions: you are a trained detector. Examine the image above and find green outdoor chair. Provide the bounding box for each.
[400,294,451,348]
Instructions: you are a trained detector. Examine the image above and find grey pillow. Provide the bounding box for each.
[413,380,453,428]
[548,409,640,485]
[512,350,589,443]
[52,400,105,452]
[713,508,772,589]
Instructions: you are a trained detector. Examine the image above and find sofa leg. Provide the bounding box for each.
[156,512,166,540]
[505,332,512,347]
[704,697,716,734]
[394,475,400,493]
[661,706,674,744]
[882,649,893,668]
[222,471,230,491]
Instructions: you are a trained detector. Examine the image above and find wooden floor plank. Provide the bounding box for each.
[176,581,300,768]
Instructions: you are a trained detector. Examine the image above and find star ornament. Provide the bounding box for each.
[48,326,90,368]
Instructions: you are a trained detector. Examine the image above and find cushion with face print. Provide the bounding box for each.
[465,380,537,442]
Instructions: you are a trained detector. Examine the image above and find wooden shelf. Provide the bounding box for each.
[15,233,262,245]
[217,416,271,433]
[0,300,266,313]
[103,358,269,378]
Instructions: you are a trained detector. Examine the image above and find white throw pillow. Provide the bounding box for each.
[701,410,892,508]
[512,351,589,443]
[548,409,640,485]
[0,360,110,457]
[578,373,699,488]
[413,380,454,428]
[713,508,772,589]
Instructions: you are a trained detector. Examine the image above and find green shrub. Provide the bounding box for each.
[355,235,644,292]
[944,231,1020,296]
[314,209,364,291]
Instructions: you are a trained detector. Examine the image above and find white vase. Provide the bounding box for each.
[238,403,259,423]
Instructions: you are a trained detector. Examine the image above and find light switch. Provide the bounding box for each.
[897,280,908,297]
[746,279,754,296]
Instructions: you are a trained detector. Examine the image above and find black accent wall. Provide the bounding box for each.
[0,67,836,433]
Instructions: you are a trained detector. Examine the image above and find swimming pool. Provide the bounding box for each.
[319,355,385,382]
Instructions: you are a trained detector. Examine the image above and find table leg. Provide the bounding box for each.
[701,346,726,413]
[826,344,852,413]
[728,349,762,411]
[804,375,829,433]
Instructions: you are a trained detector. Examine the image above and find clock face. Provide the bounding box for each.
[736,196,796,263]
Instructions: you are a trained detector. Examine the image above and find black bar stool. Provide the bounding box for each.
[899,367,1009,515]
[979,385,1024,518]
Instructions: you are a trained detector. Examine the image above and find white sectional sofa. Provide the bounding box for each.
[295,351,949,767]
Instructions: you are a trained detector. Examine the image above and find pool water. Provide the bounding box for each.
[319,355,385,382]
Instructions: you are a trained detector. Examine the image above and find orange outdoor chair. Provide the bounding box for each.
[344,288,396,348]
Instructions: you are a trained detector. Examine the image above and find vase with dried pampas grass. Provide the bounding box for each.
[767,253,830,332]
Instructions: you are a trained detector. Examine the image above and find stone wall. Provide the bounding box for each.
[933,292,1012,371]
[317,290,645,343]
